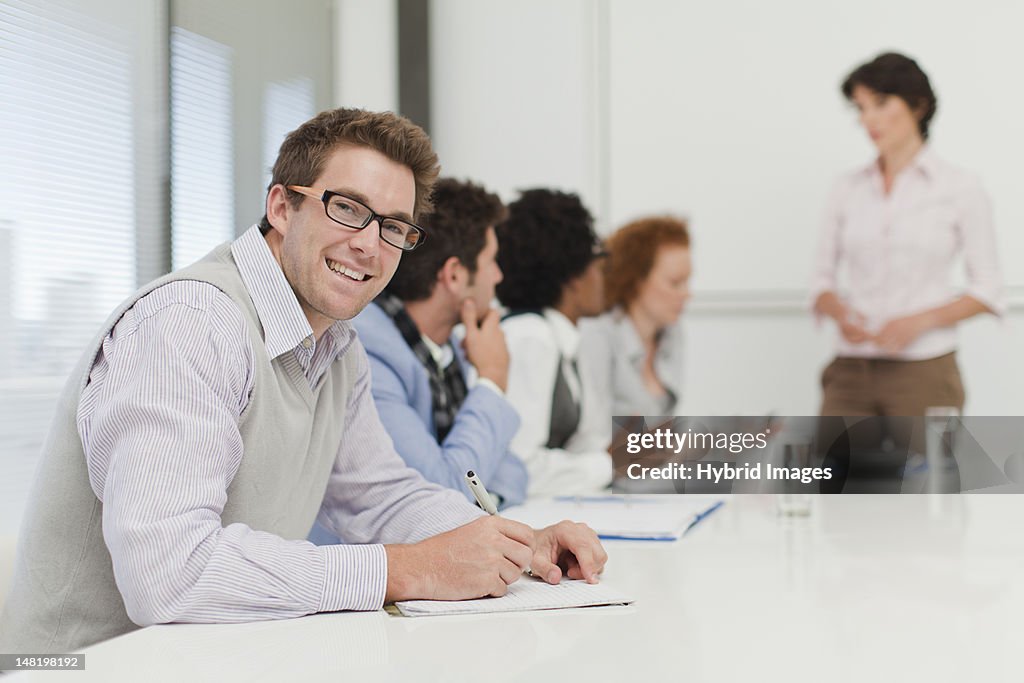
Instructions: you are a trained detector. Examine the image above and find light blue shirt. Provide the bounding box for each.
[352,301,528,506]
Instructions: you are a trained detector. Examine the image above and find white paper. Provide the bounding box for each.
[395,578,633,617]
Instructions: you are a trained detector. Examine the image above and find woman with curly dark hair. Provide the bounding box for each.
[579,216,691,416]
[496,189,612,497]
[810,52,1003,420]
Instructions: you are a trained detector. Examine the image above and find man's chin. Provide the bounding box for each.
[320,297,376,323]
[337,303,372,321]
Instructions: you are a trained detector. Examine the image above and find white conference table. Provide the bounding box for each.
[8,494,1024,682]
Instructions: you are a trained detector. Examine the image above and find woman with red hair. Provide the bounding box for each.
[579,216,691,417]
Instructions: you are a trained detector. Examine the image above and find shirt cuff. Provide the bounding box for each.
[475,377,505,398]
[318,543,388,612]
[964,286,1007,318]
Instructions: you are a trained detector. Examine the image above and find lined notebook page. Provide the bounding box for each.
[394,578,634,617]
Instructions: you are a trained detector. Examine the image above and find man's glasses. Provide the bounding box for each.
[287,185,426,251]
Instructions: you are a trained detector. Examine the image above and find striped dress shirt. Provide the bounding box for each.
[76,225,482,624]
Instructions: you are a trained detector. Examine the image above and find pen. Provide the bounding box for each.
[683,500,724,536]
[465,470,499,515]
[465,470,535,577]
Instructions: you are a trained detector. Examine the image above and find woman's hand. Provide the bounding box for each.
[873,313,932,352]
[838,309,872,344]
[815,292,871,344]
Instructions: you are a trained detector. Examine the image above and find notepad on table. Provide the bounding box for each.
[394,578,633,617]
[502,496,724,541]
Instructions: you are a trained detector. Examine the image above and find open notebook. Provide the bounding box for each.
[394,578,633,617]
[503,496,725,541]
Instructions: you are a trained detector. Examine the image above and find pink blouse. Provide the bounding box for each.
[810,147,1004,360]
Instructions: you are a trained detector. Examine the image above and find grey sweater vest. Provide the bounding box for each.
[0,242,357,654]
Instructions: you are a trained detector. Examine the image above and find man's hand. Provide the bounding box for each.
[873,313,931,353]
[460,299,510,391]
[530,520,607,585]
[384,516,534,602]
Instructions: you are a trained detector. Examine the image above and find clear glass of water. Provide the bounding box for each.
[924,406,960,494]
[776,442,813,516]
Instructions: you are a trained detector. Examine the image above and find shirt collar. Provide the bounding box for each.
[910,145,939,179]
[609,307,646,362]
[542,307,580,359]
[230,225,317,360]
[860,144,937,182]
[420,333,454,368]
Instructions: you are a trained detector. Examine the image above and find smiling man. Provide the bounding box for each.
[0,109,606,655]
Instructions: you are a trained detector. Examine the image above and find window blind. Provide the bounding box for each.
[0,0,163,533]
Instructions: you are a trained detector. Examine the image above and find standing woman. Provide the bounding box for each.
[579,216,692,417]
[811,52,1003,418]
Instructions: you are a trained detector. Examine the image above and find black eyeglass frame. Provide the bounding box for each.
[287,185,426,251]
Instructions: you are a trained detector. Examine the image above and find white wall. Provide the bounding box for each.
[427,0,1024,416]
[430,0,607,216]
[681,304,1022,415]
[333,0,398,111]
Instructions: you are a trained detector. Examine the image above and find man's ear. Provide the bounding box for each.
[265,184,292,235]
[437,256,467,296]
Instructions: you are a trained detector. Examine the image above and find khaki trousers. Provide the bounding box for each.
[820,352,965,416]
[818,352,964,457]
